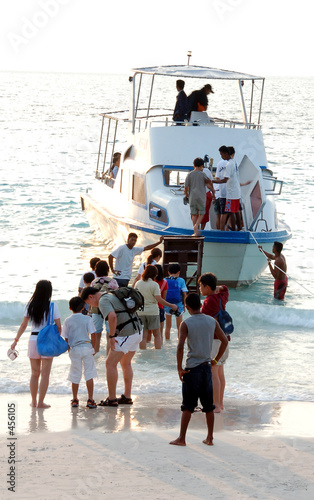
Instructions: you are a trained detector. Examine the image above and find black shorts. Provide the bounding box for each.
[159,307,165,323]
[213,199,221,215]
[219,198,227,215]
[181,362,214,413]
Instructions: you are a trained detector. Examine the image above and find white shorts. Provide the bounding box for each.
[28,335,52,360]
[68,344,97,384]
[113,331,143,354]
[211,340,229,365]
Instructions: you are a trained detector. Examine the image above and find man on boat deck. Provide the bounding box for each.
[108,233,163,287]
[187,84,214,117]
[258,242,288,300]
[212,147,241,231]
[173,80,188,123]
[184,158,215,236]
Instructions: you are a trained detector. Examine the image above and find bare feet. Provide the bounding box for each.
[214,407,221,413]
[203,438,214,446]
[37,402,51,409]
[30,401,37,408]
[169,438,186,446]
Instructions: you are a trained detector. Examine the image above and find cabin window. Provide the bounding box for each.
[132,174,146,205]
[162,166,193,187]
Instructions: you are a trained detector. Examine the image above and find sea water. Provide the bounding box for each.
[1,71,313,402]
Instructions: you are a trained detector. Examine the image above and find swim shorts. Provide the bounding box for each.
[274,277,288,300]
[225,199,240,213]
[181,362,215,413]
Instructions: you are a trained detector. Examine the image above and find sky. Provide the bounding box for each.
[1,0,313,77]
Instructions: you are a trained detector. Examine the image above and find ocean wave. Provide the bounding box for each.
[229,301,314,329]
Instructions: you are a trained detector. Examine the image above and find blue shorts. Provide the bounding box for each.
[181,362,215,413]
[164,301,184,316]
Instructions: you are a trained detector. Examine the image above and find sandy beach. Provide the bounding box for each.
[1,394,314,500]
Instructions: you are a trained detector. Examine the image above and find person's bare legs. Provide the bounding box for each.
[37,358,53,408]
[152,328,162,349]
[72,383,79,400]
[106,350,124,400]
[86,378,94,400]
[220,213,228,231]
[175,315,183,338]
[211,364,221,413]
[191,214,204,236]
[139,330,148,349]
[165,314,172,340]
[203,410,214,445]
[119,351,136,399]
[218,365,226,410]
[29,358,41,407]
[94,332,101,354]
[146,330,152,342]
[169,410,192,446]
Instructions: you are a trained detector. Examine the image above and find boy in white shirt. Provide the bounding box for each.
[62,297,97,409]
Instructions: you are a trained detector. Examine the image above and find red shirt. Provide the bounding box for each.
[201,285,229,318]
[157,279,168,309]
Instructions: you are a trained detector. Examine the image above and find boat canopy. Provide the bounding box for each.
[131,65,264,81]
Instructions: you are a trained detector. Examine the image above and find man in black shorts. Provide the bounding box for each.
[169,293,228,447]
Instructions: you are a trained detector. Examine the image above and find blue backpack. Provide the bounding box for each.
[165,277,181,303]
[214,299,234,335]
[37,303,68,357]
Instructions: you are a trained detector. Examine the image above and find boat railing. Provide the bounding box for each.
[132,114,261,131]
[262,175,283,195]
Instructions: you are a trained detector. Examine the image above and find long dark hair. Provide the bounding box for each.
[27,280,52,324]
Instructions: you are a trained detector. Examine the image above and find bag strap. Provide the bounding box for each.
[47,303,54,325]
[213,299,223,319]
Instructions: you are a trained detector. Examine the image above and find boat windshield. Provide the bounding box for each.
[163,166,193,188]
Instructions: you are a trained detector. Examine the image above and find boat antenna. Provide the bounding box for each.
[187,51,192,66]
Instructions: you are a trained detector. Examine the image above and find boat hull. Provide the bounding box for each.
[81,192,291,287]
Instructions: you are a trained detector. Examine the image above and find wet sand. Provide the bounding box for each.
[1,394,314,499]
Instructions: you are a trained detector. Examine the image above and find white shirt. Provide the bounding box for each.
[137,259,157,275]
[203,168,213,194]
[224,159,241,200]
[215,159,228,198]
[111,244,145,280]
[62,313,96,348]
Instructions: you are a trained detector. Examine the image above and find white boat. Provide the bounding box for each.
[81,63,291,287]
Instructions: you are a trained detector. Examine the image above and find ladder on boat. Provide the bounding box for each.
[163,236,204,294]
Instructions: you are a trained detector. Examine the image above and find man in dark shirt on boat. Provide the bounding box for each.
[187,84,214,117]
[258,242,288,300]
[173,80,188,123]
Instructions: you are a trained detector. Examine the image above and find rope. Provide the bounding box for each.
[249,231,314,297]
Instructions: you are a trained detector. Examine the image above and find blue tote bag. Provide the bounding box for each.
[37,303,68,357]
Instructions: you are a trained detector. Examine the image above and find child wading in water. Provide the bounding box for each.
[62,297,97,408]
[170,293,228,446]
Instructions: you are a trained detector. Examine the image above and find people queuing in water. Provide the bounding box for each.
[9,233,286,411]
[259,242,288,300]
[164,264,188,340]
[134,264,178,349]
